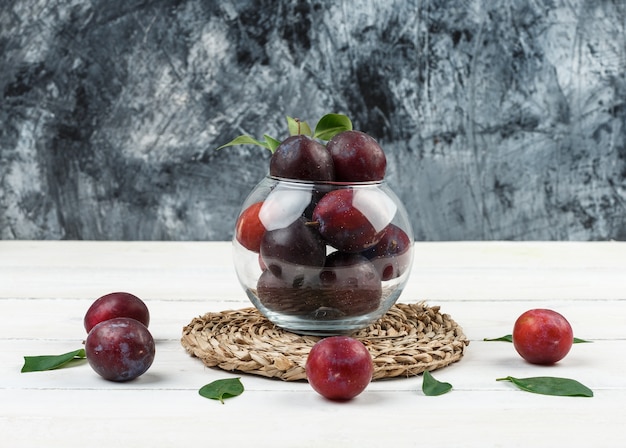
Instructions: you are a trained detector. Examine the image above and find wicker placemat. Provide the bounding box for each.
[181,302,469,381]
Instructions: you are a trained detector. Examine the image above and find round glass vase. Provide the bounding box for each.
[232,175,414,336]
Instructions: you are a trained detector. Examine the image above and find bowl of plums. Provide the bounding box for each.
[222,114,414,335]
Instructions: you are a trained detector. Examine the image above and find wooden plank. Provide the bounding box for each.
[0,297,623,341]
[1,388,624,448]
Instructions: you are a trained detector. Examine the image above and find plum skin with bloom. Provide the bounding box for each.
[512,309,573,365]
[326,130,386,181]
[84,291,150,333]
[85,317,156,381]
[305,336,374,401]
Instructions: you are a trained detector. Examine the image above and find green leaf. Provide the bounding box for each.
[263,134,281,152]
[484,334,591,344]
[21,348,86,373]
[286,116,312,137]
[215,134,276,153]
[496,376,593,397]
[483,335,513,342]
[313,113,353,140]
[422,370,452,396]
[199,378,244,404]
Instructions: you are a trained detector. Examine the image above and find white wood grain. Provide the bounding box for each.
[1,241,625,448]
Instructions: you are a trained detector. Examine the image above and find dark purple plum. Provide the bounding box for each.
[316,251,382,317]
[270,135,334,181]
[260,216,326,283]
[256,269,321,315]
[85,317,155,382]
[312,189,392,252]
[362,224,412,280]
[84,291,150,333]
[326,130,386,181]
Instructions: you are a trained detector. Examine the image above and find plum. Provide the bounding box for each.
[362,224,412,280]
[84,292,150,333]
[235,201,266,253]
[260,216,326,283]
[512,309,573,365]
[270,134,334,181]
[85,317,155,381]
[326,130,386,181]
[305,336,374,401]
[316,252,382,317]
[256,268,321,315]
[312,188,396,253]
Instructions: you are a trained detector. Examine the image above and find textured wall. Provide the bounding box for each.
[1,0,625,241]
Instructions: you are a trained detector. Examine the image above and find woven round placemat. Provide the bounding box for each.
[181,302,469,381]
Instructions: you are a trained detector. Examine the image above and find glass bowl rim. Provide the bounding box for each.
[265,175,385,187]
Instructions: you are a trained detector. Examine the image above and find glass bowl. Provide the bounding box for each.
[232,175,414,336]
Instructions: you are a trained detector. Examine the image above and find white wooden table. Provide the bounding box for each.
[1,241,625,447]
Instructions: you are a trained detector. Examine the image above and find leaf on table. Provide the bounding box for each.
[199,378,245,404]
[422,370,453,396]
[484,334,592,343]
[21,348,86,373]
[483,335,513,342]
[496,376,593,397]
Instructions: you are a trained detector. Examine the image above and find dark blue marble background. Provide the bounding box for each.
[1,0,625,240]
